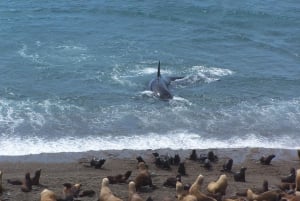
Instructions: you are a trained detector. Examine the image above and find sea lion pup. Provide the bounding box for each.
[246,189,280,201]
[207,151,218,162]
[134,162,153,191]
[221,159,233,172]
[233,167,247,182]
[129,181,144,201]
[207,174,228,195]
[100,178,123,201]
[189,150,198,161]
[21,172,32,192]
[90,158,106,169]
[260,154,275,165]
[41,189,57,201]
[189,174,217,201]
[163,175,181,188]
[32,169,42,186]
[176,180,197,201]
[107,171,132,184]
[281,168,296,183]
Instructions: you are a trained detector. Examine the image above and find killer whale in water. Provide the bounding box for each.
[148,61,183,100]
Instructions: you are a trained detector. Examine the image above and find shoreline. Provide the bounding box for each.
[0,147,298,163]
[0,147,299,201]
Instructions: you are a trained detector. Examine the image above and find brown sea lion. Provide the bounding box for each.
[207,174,228,195]
[221,159,233,172]
[128,181,144,201]
[99,178,123,201]
[296,169,300,192]
[236,180,269,196]
[246,189,280,201]
[176,180,197,201]
[189,174,216,201]
[233,167,247,182]
[134,162,153,191]
[21,172,32,192]
[189,150,198,161]
[260,154,275,165]
[163,175,181,188]
[32,169,42,186]
[281,168,296,183]
[40,189,57,201]
[107,171,132,184]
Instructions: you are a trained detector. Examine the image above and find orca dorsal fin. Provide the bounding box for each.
[157,61,161,78]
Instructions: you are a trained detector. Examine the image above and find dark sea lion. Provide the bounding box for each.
[260,154,275,165]
[178,162,187,176]
[281,168,296,183]
[163,175,181,188]
[21,172,32,192]
[207,151,218,162]
[136,156,145,163]
[79,189,96,197]
[107,170,132,184]
[153,153,171,170]
[148,61,183,100]
[221,158,233,172]
[203,159,212,170]
[189,150,198,161]
[173,154,181,165]
[31,169,41,185]
[90,158,106,169]
[234,167,247,182]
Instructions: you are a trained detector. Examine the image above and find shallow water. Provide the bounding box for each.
[0,1,299,155]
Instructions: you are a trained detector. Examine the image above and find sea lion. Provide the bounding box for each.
[189,174,217,201]
[203,159,212,170]
[246,189,280,201]
[260,154,275,165]
[62,183,81,200]
[136,156,145,164]
[221,159,233,172]
[107,171,132,184]
[163,175,181,188]
[176,180,197,201]
[32,169,42,186]
[100,178,123,201]
[90,158,106,169]
[40,189,57,201]
[236,180,269,196]
[178,162,187,176]
[234,167,247,182]
[207,174,228,195]
[207,151,218,162]
[189,150,198,161]
[281,168,296,183]
[128,181,144,201]
[134,162,153,191]
[21,172,32,192]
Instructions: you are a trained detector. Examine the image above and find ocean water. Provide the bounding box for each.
[0,1,300,155]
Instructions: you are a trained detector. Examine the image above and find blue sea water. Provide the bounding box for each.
[0,1,300,155]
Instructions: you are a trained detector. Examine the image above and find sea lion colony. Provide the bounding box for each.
[0,149,299,201]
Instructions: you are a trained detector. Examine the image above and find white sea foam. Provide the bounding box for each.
[0,131,299,156]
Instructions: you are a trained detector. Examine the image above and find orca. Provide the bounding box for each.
[148,61,183,100]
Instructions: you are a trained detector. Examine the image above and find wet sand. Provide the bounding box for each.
[0,148,299,201]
